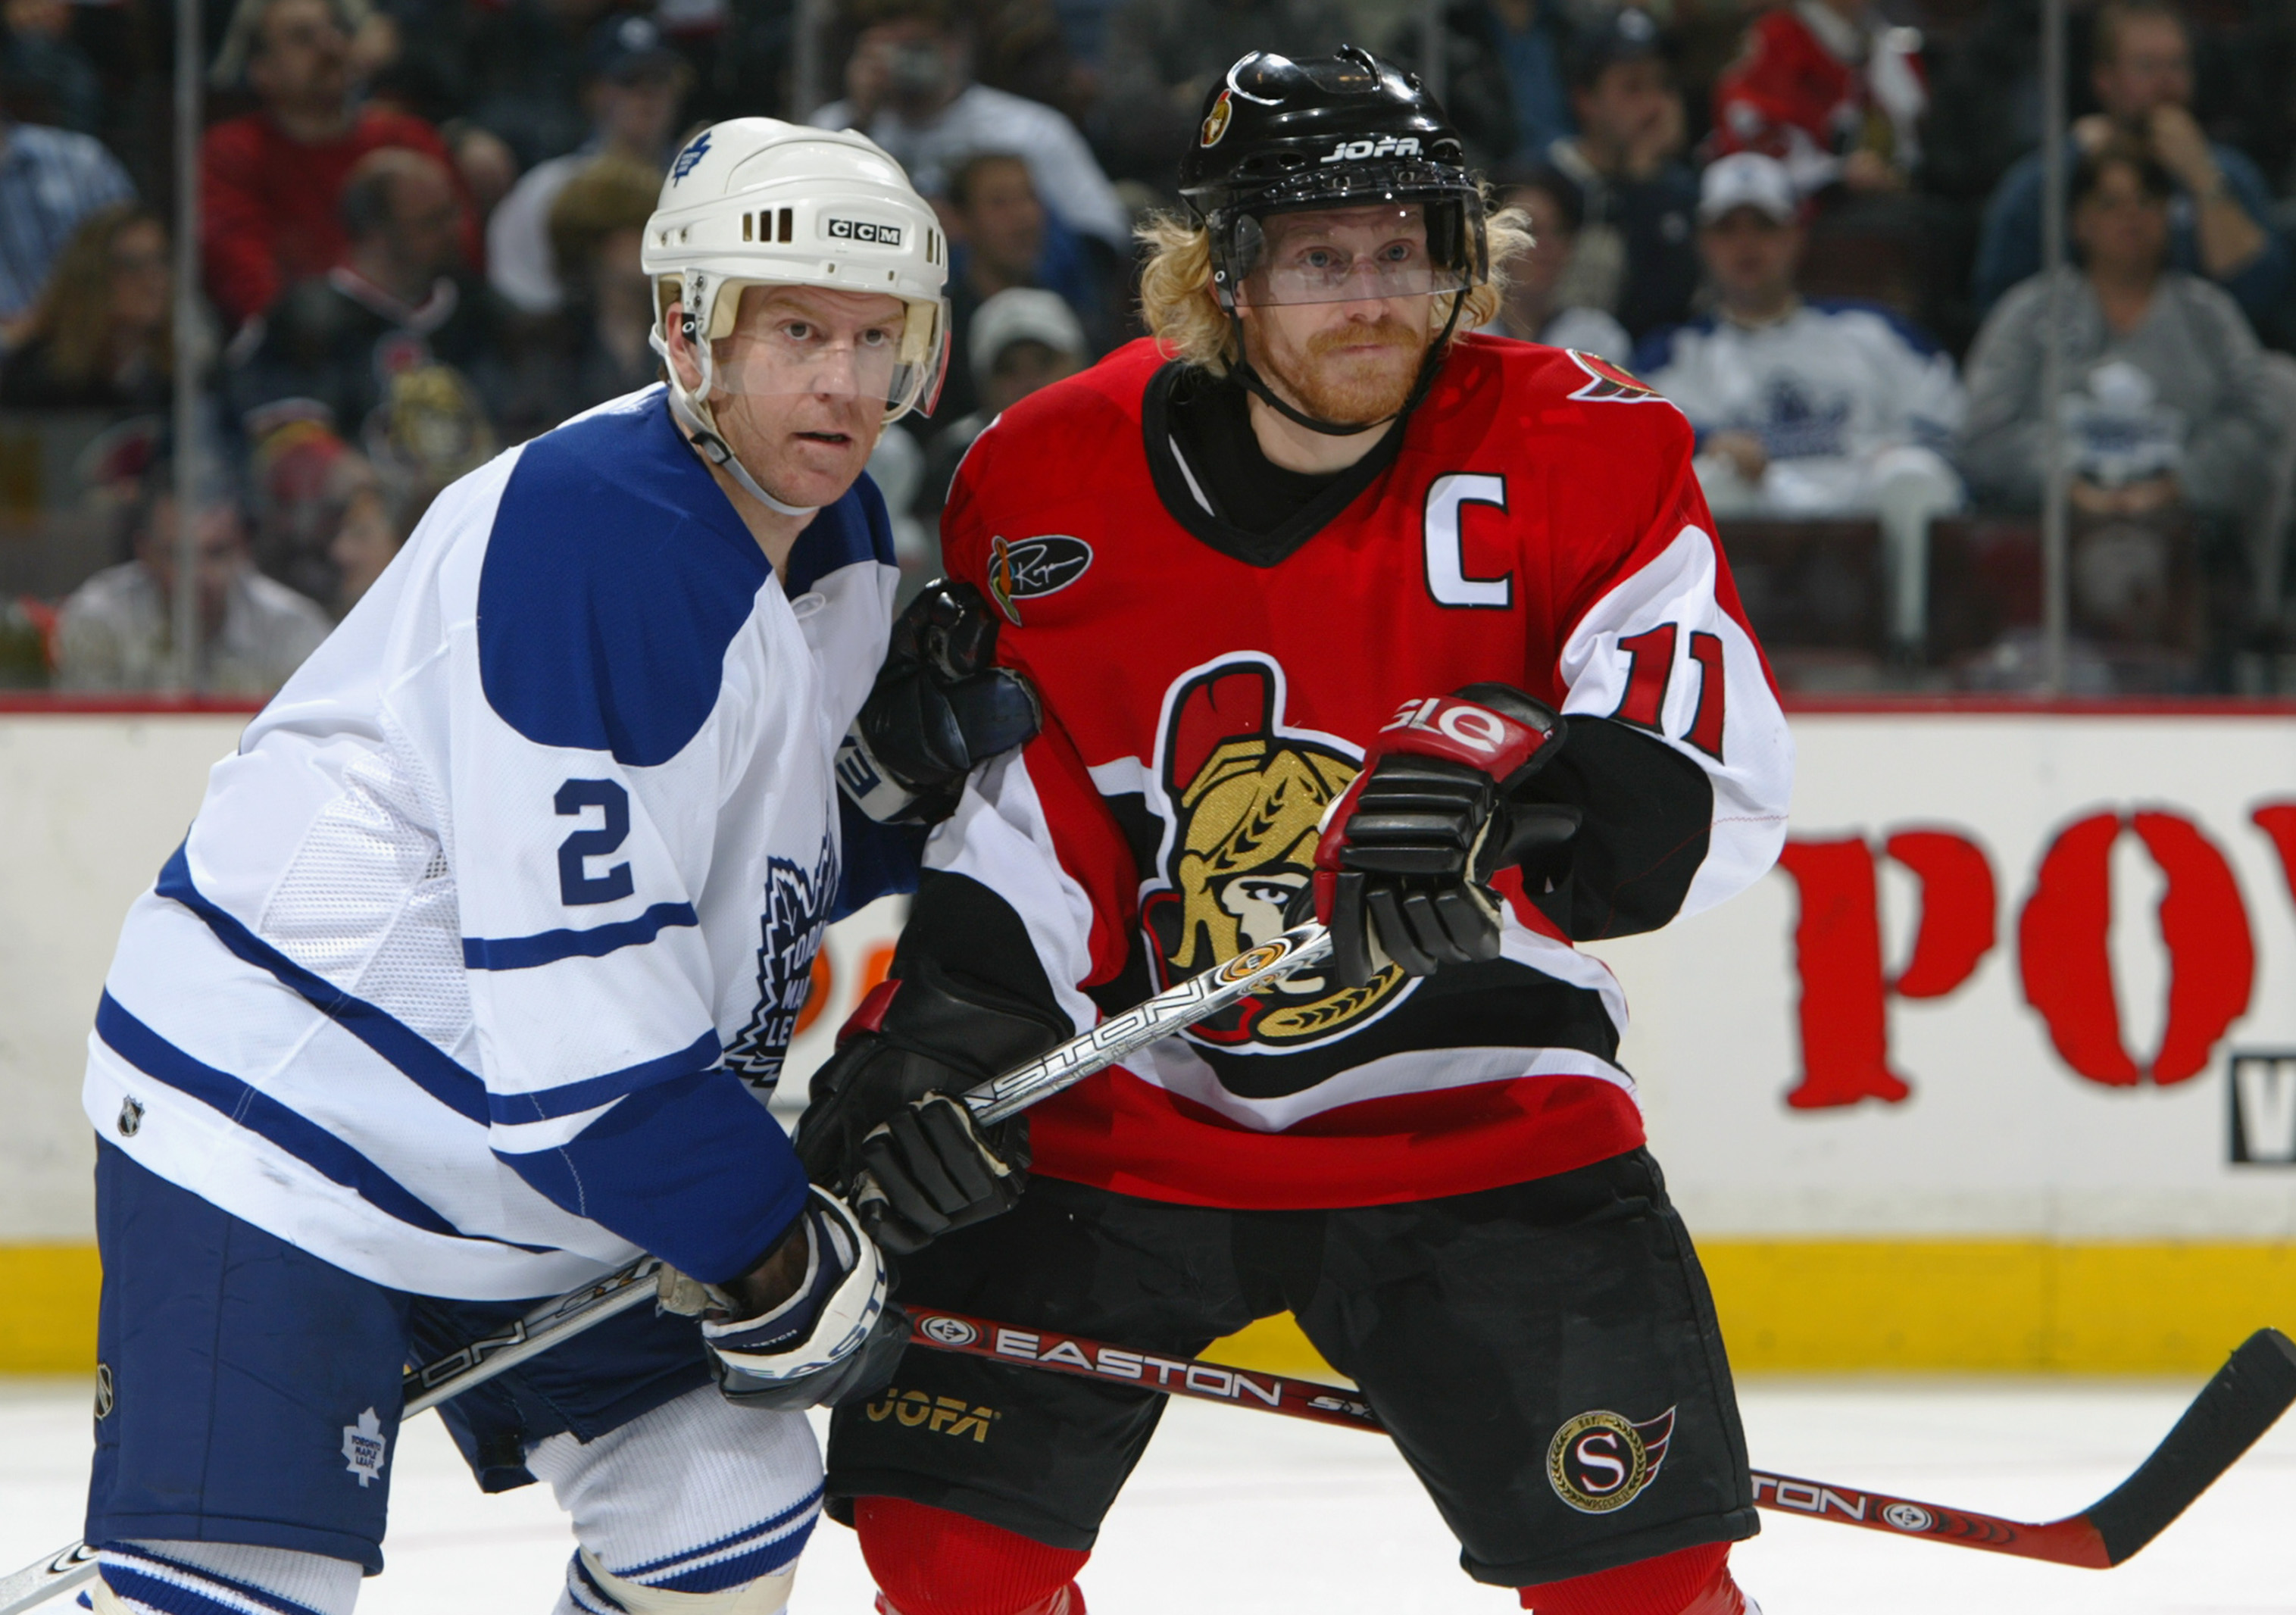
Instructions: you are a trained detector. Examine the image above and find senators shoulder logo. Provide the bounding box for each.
[1141,656,1410,1050]
[1566,350,1664,404]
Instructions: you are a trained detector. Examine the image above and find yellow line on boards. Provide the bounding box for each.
[2,1241,2290,1377]
[1698,1239,2296,1373]
[0,1245,101,1374]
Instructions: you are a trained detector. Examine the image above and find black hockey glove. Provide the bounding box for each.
[836,579,1042,826]
[1304,684,1580,988]
[793,957,1066,1254]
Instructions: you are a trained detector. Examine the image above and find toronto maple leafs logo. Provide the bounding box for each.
[1758,375,1851,459]
[723,836,838,1093]
[342,1408,388,1488]
[671,130,712,182]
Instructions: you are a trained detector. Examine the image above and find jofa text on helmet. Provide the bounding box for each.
[1320,134,1423,164]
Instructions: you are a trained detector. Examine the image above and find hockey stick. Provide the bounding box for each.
[0,922,1335,1615]
[904,1307,2296,1570]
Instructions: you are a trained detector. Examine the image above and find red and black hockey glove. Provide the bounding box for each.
[836,579,1042,826]
[1306,683,1578,988]
[792,958,1065,1254]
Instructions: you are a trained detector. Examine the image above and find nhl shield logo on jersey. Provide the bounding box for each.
[986,534,1094,625]
[1546,1405,1676,1513]
[1565,350,1665,405]
[1141,657,1410,1049]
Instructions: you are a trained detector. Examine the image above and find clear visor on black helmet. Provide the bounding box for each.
[1219,180,1483,308]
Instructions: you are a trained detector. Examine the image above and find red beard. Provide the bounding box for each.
[1250,312,1430,425]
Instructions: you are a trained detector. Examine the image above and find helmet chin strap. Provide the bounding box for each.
[1224,290,1470,439]
[654,326,823,520]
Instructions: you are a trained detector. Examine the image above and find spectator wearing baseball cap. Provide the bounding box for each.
[486,14,692,317]
[1540,7,1699,340]
[928,150,1106,435]
[920,286,1088,524]
[1636,152,1966,658]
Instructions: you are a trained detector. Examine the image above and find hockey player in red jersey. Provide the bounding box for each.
[801,46,1792,1615]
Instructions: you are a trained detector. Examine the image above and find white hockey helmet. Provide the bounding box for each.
[645,118,951,512]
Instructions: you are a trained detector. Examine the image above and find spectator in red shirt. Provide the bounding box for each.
[201,0,476,330]
[1709,0,1927,195]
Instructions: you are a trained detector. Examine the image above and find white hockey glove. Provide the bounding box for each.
[669,1186,907,1410]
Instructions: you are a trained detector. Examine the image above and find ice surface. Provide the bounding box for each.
[5,1376,2292,1613]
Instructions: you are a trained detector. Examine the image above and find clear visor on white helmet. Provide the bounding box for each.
[1232,201,1475,307]
[699,283,948,420]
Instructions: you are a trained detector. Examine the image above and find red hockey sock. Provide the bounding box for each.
[857,1497,1091,1615]
[1517,1542,1745,1615]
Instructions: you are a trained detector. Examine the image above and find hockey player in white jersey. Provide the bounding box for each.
[74,120,1001,1615]
[1635,152,1966,656]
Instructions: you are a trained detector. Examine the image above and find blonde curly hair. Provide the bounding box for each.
[1136,198,1533,376]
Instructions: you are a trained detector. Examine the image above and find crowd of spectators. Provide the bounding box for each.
[2,0,2295,694]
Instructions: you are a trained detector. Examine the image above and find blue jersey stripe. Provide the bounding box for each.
[462,901,701,971]
[486,1028,725,1126]
[95,1563,313,1615]
[99,1547,333,1615]
[94,992,528,1248]
[494,1067,806,1283]
[623,1484,826,1579]
[157,846,492,1126]
[651,1517,820,1592]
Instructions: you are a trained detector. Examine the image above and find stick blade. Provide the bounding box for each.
[2083,1327,2296,1565]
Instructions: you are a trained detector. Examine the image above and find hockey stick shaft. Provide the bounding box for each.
[904,1310,2296,1570]
[960,922,1329,1126]
[0,926,1337,1615]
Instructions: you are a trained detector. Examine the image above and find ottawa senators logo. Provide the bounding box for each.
[1565,349,1664,404]
[1547,1406,1676,1513]
[1141,656,1408,1049]
[1200,90,1233,148]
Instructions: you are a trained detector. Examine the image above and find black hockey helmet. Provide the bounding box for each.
[1177,46,1486,311]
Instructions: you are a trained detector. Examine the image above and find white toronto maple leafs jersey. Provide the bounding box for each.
[83,386,908,1300]
[1634,298,1965,464]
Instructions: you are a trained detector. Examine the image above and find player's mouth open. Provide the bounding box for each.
[796,430,853,445]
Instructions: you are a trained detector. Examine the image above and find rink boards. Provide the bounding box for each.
[2,701,2293,1373]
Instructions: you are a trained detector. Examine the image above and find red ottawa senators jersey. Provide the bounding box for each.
[909,334,1794,1210]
